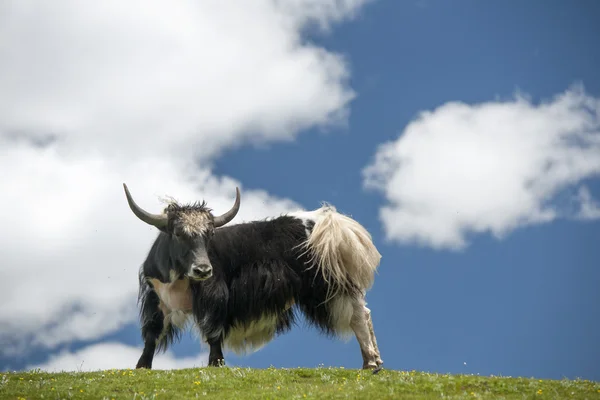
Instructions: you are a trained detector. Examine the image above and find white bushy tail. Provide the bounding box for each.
[301,204,382,301]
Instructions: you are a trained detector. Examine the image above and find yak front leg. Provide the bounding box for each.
[207,338,225,367]
[136,290,171,369]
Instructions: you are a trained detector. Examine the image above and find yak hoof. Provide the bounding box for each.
[208,358,225,367]
[136,359,152,369]
[362,361,378,370]
[362,360,383,374]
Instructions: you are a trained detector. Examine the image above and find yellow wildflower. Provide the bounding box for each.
[537,389,543,395]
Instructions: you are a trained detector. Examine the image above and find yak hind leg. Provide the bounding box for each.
[349,295,381,371]
[365,306,383,368]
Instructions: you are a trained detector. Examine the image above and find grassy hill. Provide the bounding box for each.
[1,366,599,399]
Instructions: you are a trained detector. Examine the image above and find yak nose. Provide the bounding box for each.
[191,264,212,279]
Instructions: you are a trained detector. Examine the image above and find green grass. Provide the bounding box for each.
[1,366,599,400]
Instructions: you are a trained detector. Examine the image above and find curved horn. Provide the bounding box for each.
[213,187,241,228]
[122,183,168,229]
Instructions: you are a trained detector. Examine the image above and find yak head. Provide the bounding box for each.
[122,183,240,281]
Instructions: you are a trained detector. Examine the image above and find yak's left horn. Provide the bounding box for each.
[123,183,168,229]
[213,187,241,228]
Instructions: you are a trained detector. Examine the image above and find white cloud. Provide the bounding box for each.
[27,342,207,372]
[576,186,600,220]
[274,0,372,31]
[0,0,369,355]
[363,85,600,250]
[0,0,359,162]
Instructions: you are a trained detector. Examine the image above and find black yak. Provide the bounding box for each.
[123,183,383,370]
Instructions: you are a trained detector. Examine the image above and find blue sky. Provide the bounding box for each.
[1,0,599,382]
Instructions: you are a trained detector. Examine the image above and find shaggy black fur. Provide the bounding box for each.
[135,214,359,369]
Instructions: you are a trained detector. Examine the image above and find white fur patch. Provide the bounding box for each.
[167,310,190,329]
[287,209,320,236]
[150,271,193,332]
[223,314,279,355]
[289,204,382,301]
[149,277,193,312]
[327,294,355,338]
[287,209,323,222]
[179,210,212,236]
[169,270,179,282]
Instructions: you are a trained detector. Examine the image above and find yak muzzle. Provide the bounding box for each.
[189,263,213,281]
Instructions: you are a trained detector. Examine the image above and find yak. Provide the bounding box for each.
[123,183,383,370]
